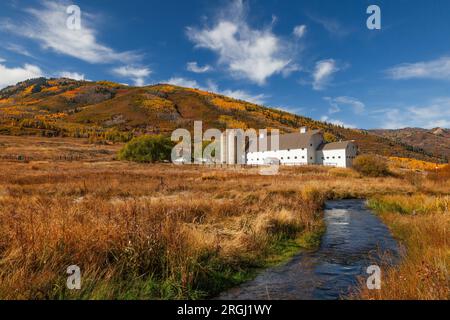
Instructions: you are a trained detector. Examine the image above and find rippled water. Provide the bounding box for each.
[217,199,400,300]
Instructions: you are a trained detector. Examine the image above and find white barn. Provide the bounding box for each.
[246,128,357,168]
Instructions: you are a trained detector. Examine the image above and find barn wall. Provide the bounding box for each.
[316,149,347,168]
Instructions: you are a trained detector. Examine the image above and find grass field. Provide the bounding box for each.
[358,194,449,299]
[0,135,448,299]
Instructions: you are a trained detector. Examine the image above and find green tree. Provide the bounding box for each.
[118,135,174,163]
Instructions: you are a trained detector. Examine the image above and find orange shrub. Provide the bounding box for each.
[353,154,390,177]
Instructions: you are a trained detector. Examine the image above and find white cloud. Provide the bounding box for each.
[186,61,212,73]
[378,109,405,129]
[320,96,365,128]
[164,77,199,88]
[293,25,307,38]
[112,66,151,86]
[1,1,139,64]
[0,57,5,63]
[281,63,301,77]
[309,14,350,37]
[324,96,365,114]
[5,44,35,58]
[59,71,85,80]
[312,59,339,90]
[386,57,450,80]
[407,99,450,128]
[377,98,450,129]
[186,0,293,85]
[0,62,43,89]
[320,115,356,128]
[324,97,340,114]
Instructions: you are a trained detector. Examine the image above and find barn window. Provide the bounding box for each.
[322,157,325,160]
[294,156,297,159]
[302,156,305,159]
[310,157,313,160]
[287,157,290,159]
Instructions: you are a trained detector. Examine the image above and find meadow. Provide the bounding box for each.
[0,135,448,299]
[358,194,449,299]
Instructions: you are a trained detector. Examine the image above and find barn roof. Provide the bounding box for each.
[317,141,355,150]
[251,129,322,151]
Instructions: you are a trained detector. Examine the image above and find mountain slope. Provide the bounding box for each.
[370,128,450,161]
[0,77,443,162]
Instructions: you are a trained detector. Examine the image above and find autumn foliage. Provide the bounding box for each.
[427,164,450,182]
[0,78,445,162]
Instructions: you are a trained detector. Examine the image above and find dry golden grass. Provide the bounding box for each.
[0,136,448,299]
[0,135,121,162]
[0,160,329,299]
[359,195,449,300]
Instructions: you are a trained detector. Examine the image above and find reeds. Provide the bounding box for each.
[0,162,328,299]
[359,195,449,300]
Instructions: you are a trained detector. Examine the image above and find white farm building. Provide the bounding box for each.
[245,128,357,168]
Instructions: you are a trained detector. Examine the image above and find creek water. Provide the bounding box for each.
[217,199,400,300]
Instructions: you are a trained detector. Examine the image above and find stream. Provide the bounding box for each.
[217,199,400,300]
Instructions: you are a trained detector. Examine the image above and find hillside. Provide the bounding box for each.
[0,77,443,162]
[370,128,450,162]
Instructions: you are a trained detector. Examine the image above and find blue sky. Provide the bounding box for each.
[1,0,450,129]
